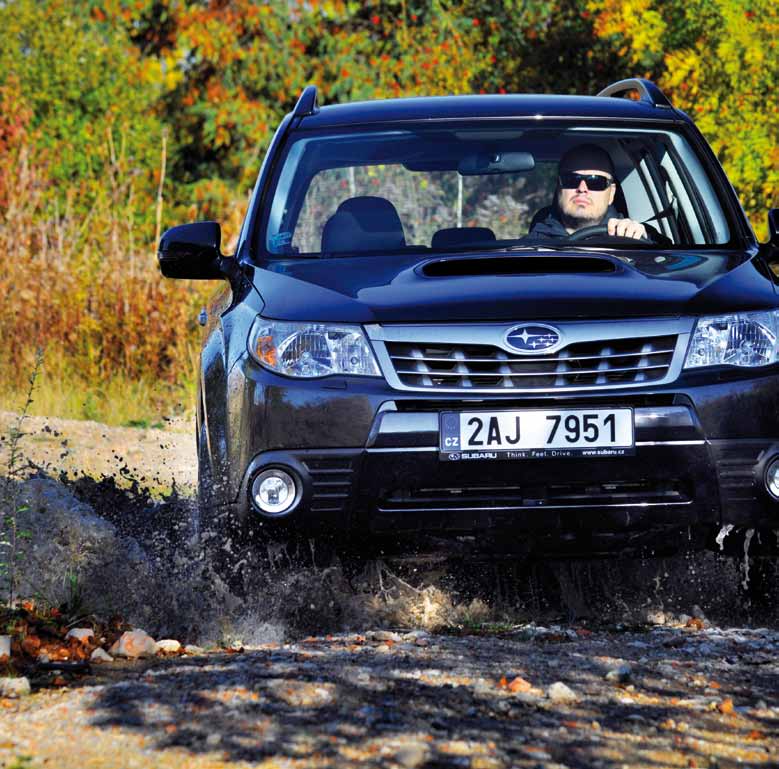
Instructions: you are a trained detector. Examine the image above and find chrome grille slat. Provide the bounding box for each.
[394,363,669,377]
[384,331,679,391]
[388,348,675,364]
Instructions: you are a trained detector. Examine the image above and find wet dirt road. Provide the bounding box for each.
[2,625,778,768]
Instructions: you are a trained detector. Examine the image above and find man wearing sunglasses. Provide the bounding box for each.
[529,144,649,240]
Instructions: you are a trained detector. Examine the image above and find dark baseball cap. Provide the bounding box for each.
[559,144,615,178]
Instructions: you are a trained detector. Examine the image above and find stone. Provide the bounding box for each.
[645,610,666,626]
[66,628,95,644]
[373,630,402,643]
[395,743,429,768]
[156,639,182,654]
[109,629,158,659]
[184,644,205,655]
[0,635,10,660]
[605,664,632,684]
[0,676,31,698]
[375,644,392,654]
[91,648,114,663]
[691,605,706,620]
[547,682,580,704]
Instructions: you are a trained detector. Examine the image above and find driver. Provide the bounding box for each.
[529,144,649,240]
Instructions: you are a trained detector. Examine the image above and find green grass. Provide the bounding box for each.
[0,369,194,427]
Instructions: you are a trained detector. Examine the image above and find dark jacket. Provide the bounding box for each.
[528,204,624,239]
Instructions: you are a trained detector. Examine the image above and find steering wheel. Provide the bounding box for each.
[567,223,652,244]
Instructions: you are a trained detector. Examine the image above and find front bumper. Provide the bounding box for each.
[221,359,779,552]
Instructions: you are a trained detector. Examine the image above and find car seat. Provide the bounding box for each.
[321,196,406,254]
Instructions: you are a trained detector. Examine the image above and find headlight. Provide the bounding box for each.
[684,310,779,369]
[248,318,381,378]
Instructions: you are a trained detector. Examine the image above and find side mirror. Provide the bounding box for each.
[158,221,224,279]
[769,209,779,247]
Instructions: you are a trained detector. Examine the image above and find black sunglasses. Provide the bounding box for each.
[558,172,614,191]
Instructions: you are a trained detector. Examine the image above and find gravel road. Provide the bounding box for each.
[0,414,777,768]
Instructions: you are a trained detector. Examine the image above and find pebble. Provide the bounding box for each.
[605,664,632,684]
[91,648,114,663]
[184,644,205,655]
[375,644,392,654]
[65,628,94,644]
[109,629,158,659]
[372,630,402,643]
[0,676,31,698]
[395,743,429,768]
[0,635,10,660]
[156,639,182,654]
[547,682,580,704]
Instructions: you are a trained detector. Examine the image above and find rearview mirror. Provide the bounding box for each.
[769,209,779,247]
[158,221,224,280]
[458,151,535,176]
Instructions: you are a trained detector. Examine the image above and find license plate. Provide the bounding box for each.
[439,408,634,461]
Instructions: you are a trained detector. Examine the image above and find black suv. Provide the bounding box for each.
[159,78,779,558]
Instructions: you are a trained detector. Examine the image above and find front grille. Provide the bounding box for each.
[386,334,677,391]
[300,454,357,514]
[379,478,690,512]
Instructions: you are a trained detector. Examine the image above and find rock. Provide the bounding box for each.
[91,648,114,663]
[373,630,402,643]
[644,609,666,625]
[395,743,429,768]
[156,639,181,654]
[184,644,205,655]
[507,676,534,694]
[692,605,706,620]
[375,644,392,654]
[109,629,158,659]
[66,628,95,644]
[414,638,429,647]
[37,653,50,664]
[0,676,31,698]
[605,664,632,684]
[678,613,692,625]
[205,733,222,747]
[0,635,10,660]
[547,682,580,704]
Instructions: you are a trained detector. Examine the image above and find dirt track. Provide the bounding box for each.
[0,414,777,768]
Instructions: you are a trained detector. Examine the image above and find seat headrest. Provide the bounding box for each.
[321,196,405,254]
[432,227,496,249]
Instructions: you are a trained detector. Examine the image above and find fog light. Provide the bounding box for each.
[766,458,779,500]
[251,468,298,516]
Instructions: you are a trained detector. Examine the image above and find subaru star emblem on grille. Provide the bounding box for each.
[504,324,562,354]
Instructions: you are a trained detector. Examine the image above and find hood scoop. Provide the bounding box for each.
[421,255,619,277]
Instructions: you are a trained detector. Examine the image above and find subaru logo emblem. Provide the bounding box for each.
[504,323,562,354]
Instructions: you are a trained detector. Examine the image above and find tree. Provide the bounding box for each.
[589,0,779,238]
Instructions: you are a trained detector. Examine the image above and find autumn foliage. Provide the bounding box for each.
[0,0,777,415]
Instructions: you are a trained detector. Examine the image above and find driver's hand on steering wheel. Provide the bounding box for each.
[607,217,647,240]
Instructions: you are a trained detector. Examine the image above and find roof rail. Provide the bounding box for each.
[293,85,319,118]
[597,78,672,109]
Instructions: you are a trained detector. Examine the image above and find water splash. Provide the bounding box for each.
[741,527,755,590]
[715,523,735,551]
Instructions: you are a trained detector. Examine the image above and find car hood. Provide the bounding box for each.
[252,249,775,323]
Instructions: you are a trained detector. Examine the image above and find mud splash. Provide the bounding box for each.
[4,464,774,648]
[3,411,777,643]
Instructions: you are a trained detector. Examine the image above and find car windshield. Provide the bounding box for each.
[261,124,733,258]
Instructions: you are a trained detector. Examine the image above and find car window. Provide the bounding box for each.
[262,125,734,258]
